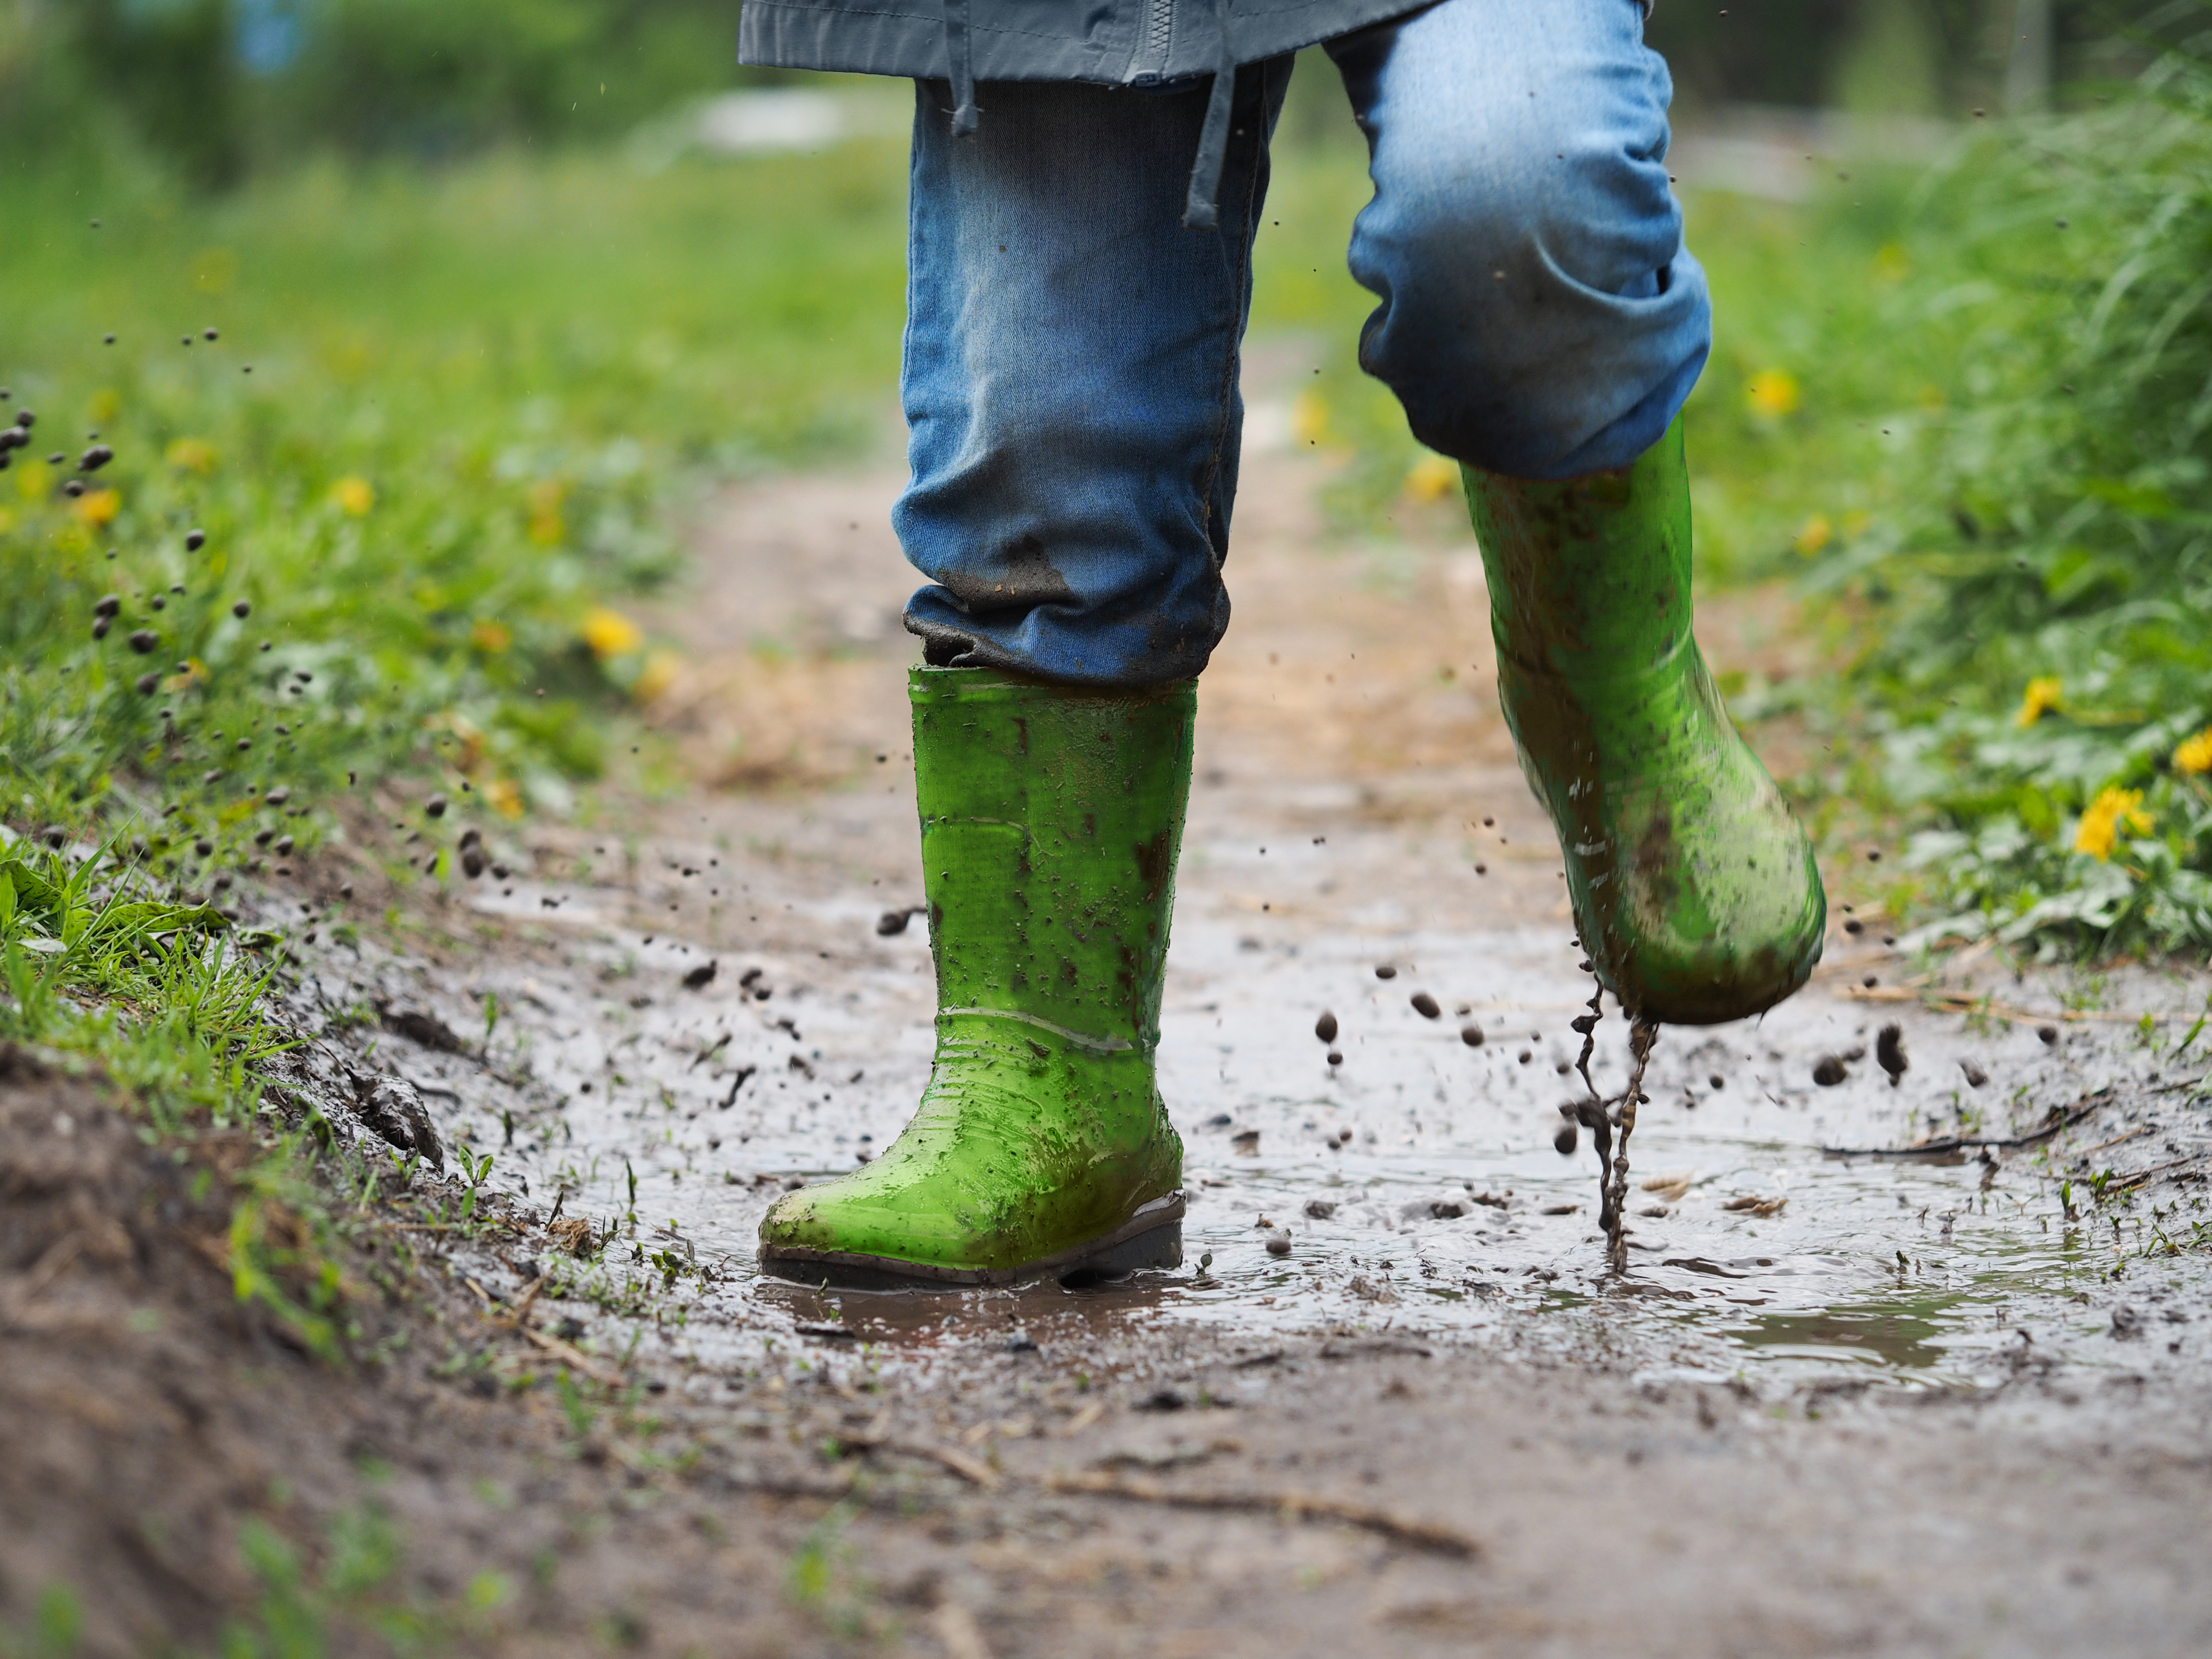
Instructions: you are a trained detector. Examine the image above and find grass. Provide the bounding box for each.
[0,130,912,862]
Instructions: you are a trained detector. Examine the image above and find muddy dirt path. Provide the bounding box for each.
[101,385,2212,1654]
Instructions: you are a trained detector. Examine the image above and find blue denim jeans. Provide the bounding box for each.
[896,0,1708,687]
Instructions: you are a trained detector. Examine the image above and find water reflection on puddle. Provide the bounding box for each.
[426,904,2203,1392]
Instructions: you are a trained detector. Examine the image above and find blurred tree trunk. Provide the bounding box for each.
[2005,0,2054,111]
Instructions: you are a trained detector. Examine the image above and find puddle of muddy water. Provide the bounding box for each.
[352,832,2210,1398]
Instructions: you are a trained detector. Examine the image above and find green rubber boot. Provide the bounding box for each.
[758,666,1191,1286]
[1462,417,1824,1023]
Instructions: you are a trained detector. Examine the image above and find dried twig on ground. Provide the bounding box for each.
[1041,1470,1478,1558]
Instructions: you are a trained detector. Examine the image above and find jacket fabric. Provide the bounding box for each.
[738,0,1430,89]
[738,0,1436,225]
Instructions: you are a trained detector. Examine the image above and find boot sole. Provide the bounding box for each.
[758,1191,1185,1290]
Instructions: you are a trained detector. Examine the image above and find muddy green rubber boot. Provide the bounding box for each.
[757,666,1191,1286]
[1462,417,1824,1023]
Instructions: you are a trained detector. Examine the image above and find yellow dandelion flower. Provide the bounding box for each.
[470,619,513,654]
[1291,390,1329,447]
[485,778,525,820]
[1404,453,1460,504]
[2016,676,2063,727]
[166,438,218,474]
[1793,515,1833,555]
[2075,787,2151,860]
[2174,727,2212,776]
[582,606,642,660]
[332,476,375,515]
[634,650,682,704]
[1746,370,1801,418]
[73,488,120,528]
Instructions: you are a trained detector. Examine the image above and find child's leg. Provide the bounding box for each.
[760,71,1291,1284]
[1333,0,1825,1024]
[895,67,1291,686]
[1329,0,1707,481]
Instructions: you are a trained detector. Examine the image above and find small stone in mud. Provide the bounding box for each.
[1428,1199,1467,1219]
[1541,1202,1579,1215]
[1960,1060,1989,1088]
[1004,1331,1039,1353]
[1876,1023,1907,1085]
[2037,1024,2060,1046]
[1553,1122,1578,1156]
[1374,964,1397,979]
[1230,1129,1260,1155]
[1304,1198,1337,1219]
[1314,1010,1338,1044]
[1813,1055,1848,1087]
[1461,1024,1484,1047]
[1264,1230,1292,1256]
[1409,991,1440,1020]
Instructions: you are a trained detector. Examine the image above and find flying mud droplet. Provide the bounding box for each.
[424,795,448,818]
[1460,1024,1484,1047]
[683,960,718,990]
[2037,1024,2060,1046]
[461,847,486,879]
[1812,1054,1848,1087]
[128,630,158,654]
[1959,1060,1989,1088]
[185,529,206,552]
[1230,1129,1260,1156]
[1876,1023,1907,1086]
[1410,992,1440,1020]
[1373,964,1397,980]
[1326,1050,1343,1066]
[1314,1010,1338,1044]
[78,444,113,473]
[233,600,250,618]
[1554,1121,1578,1156]
[91,617,111,640]
[134,672,158,694]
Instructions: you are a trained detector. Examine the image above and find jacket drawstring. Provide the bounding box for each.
[944,0,1235,232]
[945,0,980,136]
[1179,0,1235,231]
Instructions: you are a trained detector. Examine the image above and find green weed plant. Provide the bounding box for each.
[1815,13,2212,957]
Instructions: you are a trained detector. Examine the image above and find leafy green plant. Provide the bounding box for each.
[1804,10,2212,957]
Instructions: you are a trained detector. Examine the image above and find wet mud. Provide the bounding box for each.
[64,411,2212,1654]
